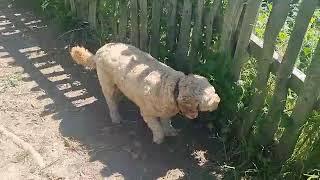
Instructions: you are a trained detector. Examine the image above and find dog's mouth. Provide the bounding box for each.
[179,105,199,119]
[184,112,198,119]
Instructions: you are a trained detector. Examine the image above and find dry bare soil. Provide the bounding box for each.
[0,1,224,179]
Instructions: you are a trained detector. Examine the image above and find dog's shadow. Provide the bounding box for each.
[0,4,225,179]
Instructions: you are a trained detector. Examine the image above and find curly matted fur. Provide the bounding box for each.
[70,43,220,144]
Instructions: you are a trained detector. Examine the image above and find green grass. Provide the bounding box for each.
[0,72,23,93]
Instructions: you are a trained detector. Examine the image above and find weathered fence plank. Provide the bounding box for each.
[110,0,119,41]
[275,38,320,162]
[138,0,148,51]
[219,0,244,57]
[167,0,178,52]
[242,0,291,139]
[119,0,128,42]
[130,0,139,47]
[64,0,69,9]
[189,0,204,70]
[88,0,97,29]
[204,0,221,51]
[232,0,262,80]
[76,0,88,20]
[70,0,76,14]
[150,0,163,58]
[265,0,317,144]
[175,0,192,72]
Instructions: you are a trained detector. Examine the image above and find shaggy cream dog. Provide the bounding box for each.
[70,43,220,144]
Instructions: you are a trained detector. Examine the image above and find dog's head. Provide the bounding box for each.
[177,74,220,119]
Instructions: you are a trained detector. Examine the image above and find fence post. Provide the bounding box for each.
[219,0,245,58]
[88,0,97,29]
[150,0,163,58]
[275,38,320,162]
[130,0,139,47]
[70,0,76,14]
[119,0,128,42]
[175,0,192,72]
[189,0,204,71]
[76,0,88,20]
[204,0,221,52]
[242,0,291,140]
[111,0,119,41]
[264,0,317,144]
[231,0,262,80]
[138,0,148,51]
[166,0,178,53]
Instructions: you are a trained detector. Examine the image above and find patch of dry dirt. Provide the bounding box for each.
[0,1,225,179]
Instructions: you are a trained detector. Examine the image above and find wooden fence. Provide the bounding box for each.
[64,0,320,162]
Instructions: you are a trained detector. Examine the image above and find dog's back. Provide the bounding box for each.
[94,43,184,117]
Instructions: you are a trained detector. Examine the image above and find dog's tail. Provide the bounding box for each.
[70,46,96,69]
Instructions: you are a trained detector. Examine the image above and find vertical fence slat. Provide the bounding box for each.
[88,0,97,29]
[204,0,221,51]
[232,0,262,80]
[119,0,128,42]
[150,0,162,58]
[70,0,76,14]
[175,0,192,72]
[167,0,178,52]
[130,0,139,47]
[265,0,317,144]
[111,1,119,41]
[76,0,88,20]
[253,0,292,144]
[276,38,320,162]
[189,0,204,70]
[240,0,290,139]
[64,0,69,9]
[219,0,245,57]
[138,0,148,51]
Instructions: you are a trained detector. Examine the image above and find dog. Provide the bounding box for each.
[70,43,220,144]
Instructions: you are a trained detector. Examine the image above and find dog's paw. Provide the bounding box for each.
[110,114,122,124]
[164,128,179,137]
[153,136,164,144]
[111,119,121,124]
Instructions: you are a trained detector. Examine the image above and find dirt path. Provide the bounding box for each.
[0,1,224,179]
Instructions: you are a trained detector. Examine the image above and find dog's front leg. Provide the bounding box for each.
[160,118,179,137]
[143,116,164,144]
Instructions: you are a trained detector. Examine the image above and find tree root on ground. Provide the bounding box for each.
[0,125,45,168]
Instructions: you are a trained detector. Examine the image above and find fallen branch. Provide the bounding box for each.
[0,125,45,168]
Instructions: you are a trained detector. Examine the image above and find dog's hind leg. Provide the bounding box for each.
[97,71,122,124]
[160,118,178,137]
[103,85,122,124]
[142,116,164,144]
